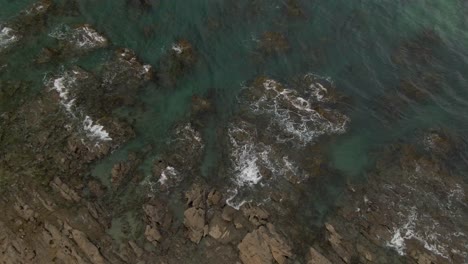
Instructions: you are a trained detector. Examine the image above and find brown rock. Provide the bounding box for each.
[207,189,222,206]
[238,228,273,264]
[42,222,88,263]
[183,207,206,243]
[111,162,131,189]
[50,177,81,202]
[191,96,213,115]
[242,205,269,226]
[222,206,237,222]
[258,32,290,54]
[88,179,106,198]
[306,247,331,264]
[185,184,206,209]
[238,224,292,264]
[208,214,238,244]
[13,199,36,222]
[144,225,162,246]
[325,223,351,263]
[70,228,106,264]
[356,244,373,262]
[128,241,143,258]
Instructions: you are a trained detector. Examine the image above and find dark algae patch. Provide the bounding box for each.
[0,0,467,263]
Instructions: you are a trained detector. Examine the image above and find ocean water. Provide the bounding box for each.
[2,0,468,238]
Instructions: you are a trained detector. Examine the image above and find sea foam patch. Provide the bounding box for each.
[225,121,306,209]
[226,74,348,209]
[248,76,349,145]
[83,116,112,141]
[0,26,20,51]
[383,163,468,260]
[49,24,108,51]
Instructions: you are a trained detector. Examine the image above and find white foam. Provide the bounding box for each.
[51,74,77,113]
[0,26,19,50]
[250,77,349,145]
[46,70,112,143]
[143,64,151,73]
[225,189,250,210]
[385,174,466,260]
[226,74,348,208]
[158,166,178,185]
[49,24,107,50]
[73,26,107,49]
[228,126,262,187]
[83,116,112,141]
[24,0,49,15]
[387,208,417,256]
[171,43,184,54]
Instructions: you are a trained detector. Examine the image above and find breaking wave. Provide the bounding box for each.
[45,69,112,143]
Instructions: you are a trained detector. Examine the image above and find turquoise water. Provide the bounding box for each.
[2,0,468,232]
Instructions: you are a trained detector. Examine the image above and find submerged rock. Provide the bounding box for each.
[315,138,468,264]
[148,123,204,191]
[157,39,197,87]
[258,32,290,55]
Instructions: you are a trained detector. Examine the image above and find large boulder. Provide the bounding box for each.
[238,224,292,264]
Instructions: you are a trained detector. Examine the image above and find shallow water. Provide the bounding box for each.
[2,0,468,239]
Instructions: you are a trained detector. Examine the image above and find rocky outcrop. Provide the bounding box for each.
[183,207,207,244]
[157,39,197,87]
[110,153,140,189]
[238,223,292,264]
[182,184,208,243]
[258,32,290,55]
[306,247,332,264]
[50,176,81,202]
[314,137,468,264]
[142,199,172,246]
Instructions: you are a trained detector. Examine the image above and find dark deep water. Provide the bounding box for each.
[1,0,468,259]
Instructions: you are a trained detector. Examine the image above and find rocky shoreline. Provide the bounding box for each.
[0,1,467,263]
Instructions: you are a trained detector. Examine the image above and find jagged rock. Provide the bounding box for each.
[207,189,222,206]
[42,222,89,263]
[50,177,81,202]
[324,223,351,263]
[110,154,140,190]
[128,240,144,258]
[222,206,237,222]
[185,184,206,209]
[0,220,38,263]
[143,200,172,230]
[13,198,37,221]
[69,228,106,264]
[144,225,162,246]
[242,205,269,226]
[111,162,131,189]
[183,207,207,244]
[208,213,238,244]
[306,247,331,264]
[87,179,106,198]
[356,244,374,262]
[238,224,292,264]
[238,228,273,264]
